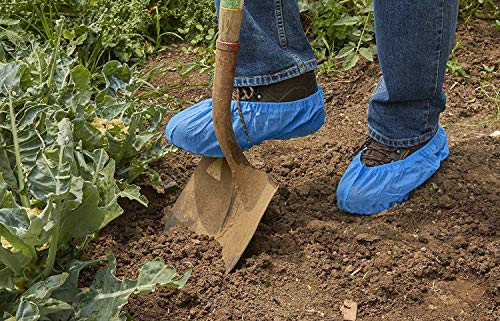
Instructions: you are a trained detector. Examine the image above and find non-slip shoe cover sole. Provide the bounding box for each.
[337,125,449,215]
[165,86,325,157]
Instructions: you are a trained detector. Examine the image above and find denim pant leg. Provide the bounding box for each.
[368,0,459,148]
[214,0,317,87]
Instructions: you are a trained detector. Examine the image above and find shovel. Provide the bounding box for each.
[164,0,278,273]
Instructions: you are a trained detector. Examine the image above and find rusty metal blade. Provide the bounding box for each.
[164,157,233,236]
[164,157,278,273]
[218,165,278,272]
[163,2,279,274]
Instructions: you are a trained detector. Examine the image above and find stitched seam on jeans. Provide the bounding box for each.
[369,125,436,143]
[273,0,306,69]
[425,0,446,132]
[368,124,438,147]
[275,0,287,48]
[234,59,317,85]
[369,128,432,147]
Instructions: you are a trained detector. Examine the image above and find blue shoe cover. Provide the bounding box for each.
[337,125,449,215]
[165,86,325,157]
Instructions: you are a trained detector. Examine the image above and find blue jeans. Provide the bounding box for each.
[214,0,459,148]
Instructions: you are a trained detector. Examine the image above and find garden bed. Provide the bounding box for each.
[84,18,499,320]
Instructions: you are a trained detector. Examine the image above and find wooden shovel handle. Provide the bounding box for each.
[212,3,250,170]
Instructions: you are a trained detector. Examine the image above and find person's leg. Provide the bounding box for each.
[337,0,459,215]
[368,0,459,147]
[215,0,317,86]
[166,0,324,157]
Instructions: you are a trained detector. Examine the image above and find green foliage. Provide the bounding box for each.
[300,0,376,71]
[0,20,171,183]
[300,0,500,72]
[178,45,216,84]
[459,0,499,23]
[156,0,217,46]
[476,65,499,120]
[0,0,217,69]
[1,255,191,320]
[1,0,153,68]
[0,18,182,320]
[446,58,469,78]
[446,42,469,78]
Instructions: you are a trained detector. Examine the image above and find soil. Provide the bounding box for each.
[84,19,499,320]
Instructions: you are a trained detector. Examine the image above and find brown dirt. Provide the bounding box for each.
[85,19,499,320]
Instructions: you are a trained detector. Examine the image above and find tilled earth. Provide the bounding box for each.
[85,19,499,320]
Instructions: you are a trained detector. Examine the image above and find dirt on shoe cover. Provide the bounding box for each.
[84,19,499,320]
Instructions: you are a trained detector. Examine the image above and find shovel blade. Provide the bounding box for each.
[218,164,278,272]
[164,157,234,236]
[164,157,278,273]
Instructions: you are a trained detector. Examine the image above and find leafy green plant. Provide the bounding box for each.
[446,58,469,78]
[0,20,184,320]
[476,80,499,120]
[1,255,190,320]
[459,0,499,23]
[0,0,217,70]
[300,0,376,71]
[1,0,156,68]
[155,0,217,46]
[446,42,469,78]
[75,60,173,184]
[178,45,216,84]
[0,19,172,182]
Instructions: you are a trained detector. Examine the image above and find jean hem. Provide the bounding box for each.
[368,124,439,148]
[233,59,317,87]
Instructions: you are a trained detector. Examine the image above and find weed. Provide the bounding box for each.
[300,0,376,71]
[446,42,469,78]
[478,82,499,119]
[459,0,499,23]
[179,45,216,85]
[260,278,273,287]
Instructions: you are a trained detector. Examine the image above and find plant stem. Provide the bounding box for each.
[43,141,66,277]
[35,6,53,40]
[37,51,44,84]
[7,89,30,208]
[47,20,63,90]
[92,149,105,185]
[43,202,60,277]
[355,13,371,53]
[115,116,137,167]
[155,6,161,51]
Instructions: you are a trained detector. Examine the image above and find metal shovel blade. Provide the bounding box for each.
[164,1,278,273]
[164,157,278,273]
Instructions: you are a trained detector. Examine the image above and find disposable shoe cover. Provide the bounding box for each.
[165,86,325,157]
[337,125,449,215]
